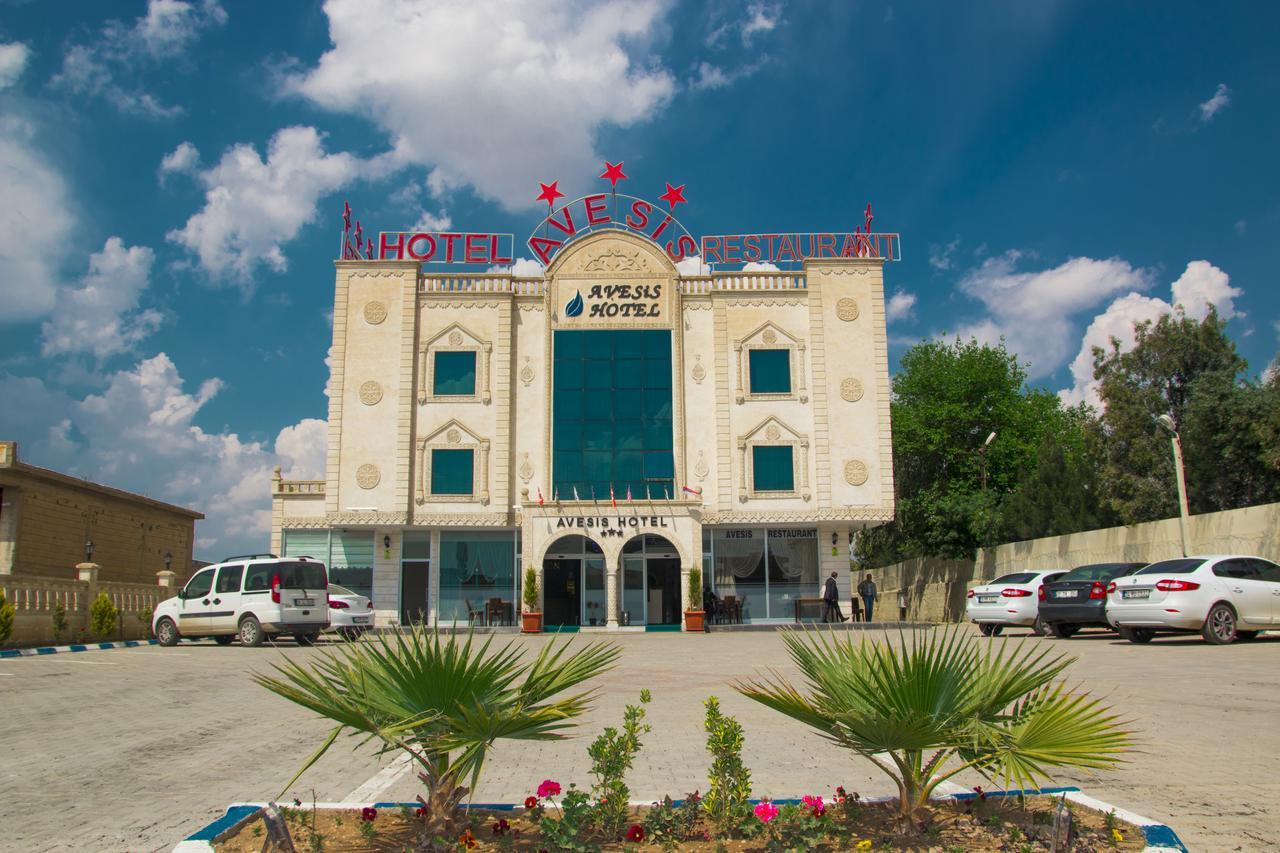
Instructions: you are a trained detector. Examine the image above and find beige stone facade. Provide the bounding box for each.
[272,230,895,629]
[0,440,203,584]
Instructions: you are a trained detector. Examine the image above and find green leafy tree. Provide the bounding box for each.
[702,695,753,835]
[735,628,1131,834]
[1094,309,1279,522]
[255,627,619,850]
[89,593,117,639]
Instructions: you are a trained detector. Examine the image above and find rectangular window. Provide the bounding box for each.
[437,531,517,626]
[433,350,477,396]
[752,445,794,492]
[215,565,243,594]
[431,448,474,494]
[748,348,791,394]
[552,330,674,499]
[330,532,373,599]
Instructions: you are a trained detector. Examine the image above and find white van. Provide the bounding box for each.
[152,554,330,647]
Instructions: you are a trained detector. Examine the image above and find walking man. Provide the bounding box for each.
[822,571,844,622]
[857,573,878,623]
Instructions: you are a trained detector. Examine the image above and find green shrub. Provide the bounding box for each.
[764,802,828,852]
[702,695,753,835]
[687,566,702,611]
[89,593,117,639]
[0,593,14,645]
[522,566,539,612]
[136,605,154,638]
[538,784,595,852]
[641,793,703,851]
[51,601,69,643]
[588,689,651,839]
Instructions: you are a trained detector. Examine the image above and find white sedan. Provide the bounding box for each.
[1107,555,1279,644]
[966,570,1067,636]
[326,584,375,640]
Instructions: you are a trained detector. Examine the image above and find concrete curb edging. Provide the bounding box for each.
[174,786,1188,852]
[0,638,159,658]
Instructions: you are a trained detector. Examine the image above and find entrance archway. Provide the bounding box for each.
[542,535,604,631]
[620,534,682,628]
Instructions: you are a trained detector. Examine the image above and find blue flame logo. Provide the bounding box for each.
[564,290,584,318]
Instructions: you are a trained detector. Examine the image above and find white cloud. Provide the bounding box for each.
[928,238,960,271]
[741,2,781,43]
[284,0,676,210]
[955,251,1152,379]
[1170,260,1241,321]
[0,353,326,558]
[158,140,200,180]
[675,254,711,276]
[167,126,362,286]
[0,114,75,323]
[51,0,226,118]
[1198,83,1230,123]
[691,62,732,90]
[1234,219,1246,235]
[0,42,31,89]
[742,261,781,272]
[410,208,452,232]
[41,238,163,358]
[886,290,917,323]
[1059,260,1244,407]
[486,257,546,277]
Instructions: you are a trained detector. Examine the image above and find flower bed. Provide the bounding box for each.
[207,789,1153,852]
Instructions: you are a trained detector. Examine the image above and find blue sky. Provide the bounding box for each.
[1,0,1277,558]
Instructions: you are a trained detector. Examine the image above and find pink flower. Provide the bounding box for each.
[802,794,826,817]
[754,800,779,823]
[537,779,561,799]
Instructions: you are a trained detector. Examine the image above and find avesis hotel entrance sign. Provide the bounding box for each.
[272,166,900,630]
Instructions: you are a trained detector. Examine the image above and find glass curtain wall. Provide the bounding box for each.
[710,528,818,622]
[552,329,674,500]
[438,531,517,626]
[280,530,373,599]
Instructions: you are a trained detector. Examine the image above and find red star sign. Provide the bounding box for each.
[536,180,565,206]
[600,161,627,189]
[658,182,687,209]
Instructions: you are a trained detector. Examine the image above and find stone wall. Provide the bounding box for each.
[1,567,176,647]
[870,501,1280,623]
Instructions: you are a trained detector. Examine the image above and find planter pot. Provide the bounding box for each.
[684,610,705,632]
[520,611,543,633]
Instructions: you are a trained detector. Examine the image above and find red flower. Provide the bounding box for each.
[973,786,987,802]
[492,818,510,836]
[536,779,561,798]
[525,795,539,809]
[415,806,427,818]
[626,824,645,842]
[360,806,377,822]
[459,829,477,849]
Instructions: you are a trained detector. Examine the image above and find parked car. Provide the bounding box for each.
[1107,555,1280,645]
[1037,562,1148,638]
[152,554,330,647]
[966,570,1068,636]
[327,583,375,640]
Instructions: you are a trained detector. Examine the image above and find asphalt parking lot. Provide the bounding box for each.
[1,626,1276,852]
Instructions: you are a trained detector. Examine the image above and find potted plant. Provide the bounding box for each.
[684,566,706,633]
[521,566,542,633]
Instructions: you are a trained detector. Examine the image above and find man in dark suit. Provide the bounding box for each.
[822,571,844,622]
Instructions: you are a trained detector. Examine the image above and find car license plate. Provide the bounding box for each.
[352,616,369,624]
[1122,589,1150,600]
[977,595,998,604]
[1052,590,1076,599]
[294,598,314,607]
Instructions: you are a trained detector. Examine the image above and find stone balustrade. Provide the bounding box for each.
[1,569,174,647]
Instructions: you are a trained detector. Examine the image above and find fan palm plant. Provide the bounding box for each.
[735,627,1131,832]
[255,626,620,849]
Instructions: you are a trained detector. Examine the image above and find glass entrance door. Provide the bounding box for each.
[621,556,646,625]
[582,558,606,626]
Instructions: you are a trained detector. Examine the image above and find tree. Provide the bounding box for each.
[866,338,1093,561]
[1093,309,1279,522]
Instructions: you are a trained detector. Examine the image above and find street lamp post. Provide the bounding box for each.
[84,539,94,563]
[978,431,997,547]
[1157,414,1191,557]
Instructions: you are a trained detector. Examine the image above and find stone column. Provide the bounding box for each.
[605,563,619,628]
[156,570,177,599]
[680,565,692,629]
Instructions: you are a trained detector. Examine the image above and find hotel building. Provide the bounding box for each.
[271,219,895,630]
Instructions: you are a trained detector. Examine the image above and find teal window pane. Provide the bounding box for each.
[615,333,643,358]
[748,349,791,394]
[433,351,476,395]
[431,449,474,494]
[643,357,671,388]
[753,445,794,491]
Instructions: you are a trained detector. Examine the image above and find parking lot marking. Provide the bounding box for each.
[62,660,118,665]
[342,753,414,804]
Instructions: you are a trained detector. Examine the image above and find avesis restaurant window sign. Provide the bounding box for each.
[281,162,899,632]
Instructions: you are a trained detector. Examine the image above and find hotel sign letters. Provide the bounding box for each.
[556,515,671,538]
[378,231,515,264]
[700,233,901,264]
[527,193,698,266]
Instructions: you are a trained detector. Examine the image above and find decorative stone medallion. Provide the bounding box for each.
[446,428,462,445]
[843,459,869,486]
[762,329,777,344]
[363,301,387,325]
[694,451,709,481]
[519,357,535,387]
[765,424,782,441]
[448,330,464,346]
[840,377,864,402]
[691,355,706,384]
[836,298,859,322]
[518,453,534,483]
[356,464,381,489]
[358,380,383,406]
